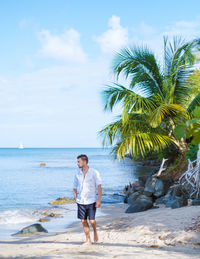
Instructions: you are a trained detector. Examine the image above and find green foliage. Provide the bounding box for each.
[99,36,200,160]
[186,144,199,161]
[174,107,200,160]
[174,107,200,145]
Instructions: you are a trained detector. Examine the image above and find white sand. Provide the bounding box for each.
[0,203,200,258]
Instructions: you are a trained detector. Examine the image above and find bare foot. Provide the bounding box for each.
[82,240,92,246]
[94,232,98,243]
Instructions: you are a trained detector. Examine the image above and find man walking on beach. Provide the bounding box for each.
[73,154,102,245]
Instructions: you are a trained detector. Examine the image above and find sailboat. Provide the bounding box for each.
[19,143,24,149]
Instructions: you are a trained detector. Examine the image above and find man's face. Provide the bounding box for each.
[77,158,87,168]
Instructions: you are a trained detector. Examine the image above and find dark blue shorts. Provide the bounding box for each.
[77,202,96,220]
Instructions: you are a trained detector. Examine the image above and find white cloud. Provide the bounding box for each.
[163,18,200,39]
[37,29,87,63]
[95,15,128,54]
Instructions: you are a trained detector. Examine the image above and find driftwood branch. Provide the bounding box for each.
[179,144,200,199]
[155,158,168,177]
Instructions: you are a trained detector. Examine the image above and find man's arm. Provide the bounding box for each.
[95,169,102,208]
[96,184,102,208]
[73,174,78,202]
[73,188,77,201]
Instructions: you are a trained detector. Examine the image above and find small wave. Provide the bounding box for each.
[0,209,39,225]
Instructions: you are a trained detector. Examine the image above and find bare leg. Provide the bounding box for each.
[89,219,98,243]
[81,219,92,245]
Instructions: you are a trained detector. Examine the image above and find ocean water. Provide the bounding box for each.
[0,147,152,240]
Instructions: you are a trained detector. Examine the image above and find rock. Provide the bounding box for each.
[135,186,144,193]
[48,213,61,217]
[144,176,171,198]
[12,223,48,236]
[39,218,50,222]
[127,192,141,205]
[155,184,188,209]
[40,162,46,167]
[132,181,140,187]
[124,185,144,204]
[138,176,148,187]
[154,179,171,198]
[168,184,189,198]
[125,199,153,213]
[137,194,153,202]
[155,196,166,205]
[41,211,49,216]
[125,194,153,213]
[143,190,153,197]
[144,176,157,196]
[125,187,135,197]
[49,197,75,205]
[192,199,200,206]
[166,196,188,209]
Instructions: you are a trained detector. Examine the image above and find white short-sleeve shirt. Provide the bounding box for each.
[73,167,102,205]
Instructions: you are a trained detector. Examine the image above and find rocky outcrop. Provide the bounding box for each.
[49,197,75,205]
[124,176,175,213]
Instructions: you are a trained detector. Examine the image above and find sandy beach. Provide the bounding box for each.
[0,203,199,259]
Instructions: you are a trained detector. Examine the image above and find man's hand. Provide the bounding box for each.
[95,200,101,208]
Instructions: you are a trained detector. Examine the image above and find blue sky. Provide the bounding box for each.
[0,0,200,147]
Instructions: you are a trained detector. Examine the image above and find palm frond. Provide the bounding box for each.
[97,117,123,147]
[101,83,157,113]
[112,45,164,98]
[187,92,200,114]
[164,37,200,104]
[149,104,187,128]
[114,133,177,160]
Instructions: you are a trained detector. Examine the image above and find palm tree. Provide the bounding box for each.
[98,36,200,160]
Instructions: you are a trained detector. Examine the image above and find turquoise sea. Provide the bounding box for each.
[0,147,152,240]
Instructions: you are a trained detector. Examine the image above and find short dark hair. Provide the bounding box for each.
[77,154,88,163]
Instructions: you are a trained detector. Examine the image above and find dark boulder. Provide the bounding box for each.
[166,184,189,199]
[124,186,144,203]
[154,179,171,198]
[125,187,135,198]
[138,176,148,187]
[144,176,171,198]
[127,191,141,205]
[12,223,48,236]
[125,194,153,213]
[155,184,189,209]
[155,196,167,205]
[192,199,200,206]
[143,190,153,197]
[166,196,188,209]
[144,176,156,195]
